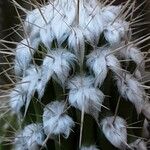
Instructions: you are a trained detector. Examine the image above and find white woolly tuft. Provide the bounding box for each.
[25,4,54,49]
[68,27,85,57]
[142,119,150,138]
[119,44,145,78]
[10,65,41,116]
[47,49,77,84]
[86,49,108,87]
[120,45,144,67]
[9,86,26,116]
[100,5,122,24]
[43,101,75,138]
[79,0,103,45]
[67,75,94,89]
[14,123,44,150]
[116,73,146,114]
[11,65,40,116]
[104,20,129,45]
[87,47,122,87]
[67,75,104,119]
[129,139,147,150]
[14,131,26,150]
[14,39,36,76]
[50,0,76,46]
[37,49,77,98]
[142,101,150,120]
[36,54,53,99]
[80,145,99,150]
[25,8,41,35]
[25,4,52,36]
[101,116,127,149]
[39,24,54,49]
[18,65,41,116]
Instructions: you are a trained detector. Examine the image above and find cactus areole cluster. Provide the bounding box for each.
[8,0,149,149]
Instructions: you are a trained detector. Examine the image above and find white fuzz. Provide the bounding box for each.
[26,4,54,48]
[116,73,146,114]
[43,101,75,138]
[68,27,85,57]
[67,75,104,119]
[46,49,77,83]
[50,0,76,46]
[9,86,25,116]
[79,0,103,45]
[25,8,41,34]
[11,66,40,116]
[29,16,46,47]
[14,123,44,150]
[14,131,26,150]
[25,4,52,36]
[81,145,99,150]
[104,20,129,45]
[67,75,94,89]
[101,116,127,149]
[39,24,54,49]
[14,39,36,76]
[37,49,77,98]
[87,47,121,86]
[86,49,108,87]
[19,65,41,115]
[129,139,147,150]
[141,101,150,120]
[119,44,145,77]
[120,45,144,67]
[142,119,150,138]
[100,5,122,24]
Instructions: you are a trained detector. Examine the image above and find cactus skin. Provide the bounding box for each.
[0,0,150,150]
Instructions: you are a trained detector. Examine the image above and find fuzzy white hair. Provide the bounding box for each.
[43,101,75,138]
[68,75,104,119]
[9,86,26,116]
[25,4,52,36]
[25,4,55,49]
[116,73,146,114]
[68,27,85,57]
[50,0,76,46]
[14,130,27,150]
[79,0,103,45]
[142,101,150,120]
[14,39,37,76]
[67,75,94,89]
[142,119,150,138]
[37,49,77,98]
[14,123,44,150]
[120,45,144,68]
[100,5,122,24]
[104,20,129,45]
[87,47,121,87]
[39,24,54,49]
[81,145,99,150]
[118,44,145,78]
[10,65,41,116]
[129,139,147,150]
[18,65,41,116]
[101,116,127,149]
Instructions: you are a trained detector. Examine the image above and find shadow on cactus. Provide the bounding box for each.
[0,0,150,150]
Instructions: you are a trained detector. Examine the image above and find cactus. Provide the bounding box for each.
[0,0,150,150]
